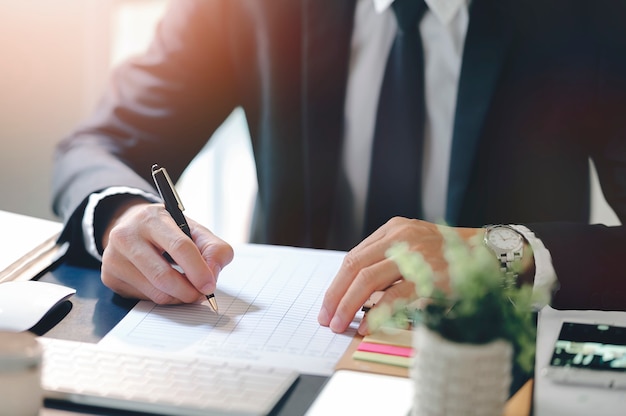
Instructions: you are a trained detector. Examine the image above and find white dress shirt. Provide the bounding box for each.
[344,0,468,230]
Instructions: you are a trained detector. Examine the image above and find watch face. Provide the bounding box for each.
[486,227,523,250]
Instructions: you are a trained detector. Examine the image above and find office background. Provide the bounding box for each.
[0,0,620,245]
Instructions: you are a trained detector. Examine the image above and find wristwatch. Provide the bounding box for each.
[483,225,524,278]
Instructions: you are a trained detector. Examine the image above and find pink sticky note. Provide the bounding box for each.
[357,341,414,358]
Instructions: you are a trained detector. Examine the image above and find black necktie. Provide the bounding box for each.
[363,0,429,237]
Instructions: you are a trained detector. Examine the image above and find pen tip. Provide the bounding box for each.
[207,294,219,313]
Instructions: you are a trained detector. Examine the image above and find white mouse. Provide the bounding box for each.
[0,280,76,332]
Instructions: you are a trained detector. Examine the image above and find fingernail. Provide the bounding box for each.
[330,315,344,333]
[200,283,215,295]
[318,307,330,326]
[358,320,368,336]
[200,265,221,295]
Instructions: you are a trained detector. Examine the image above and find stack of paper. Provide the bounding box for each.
[0,210,66,283]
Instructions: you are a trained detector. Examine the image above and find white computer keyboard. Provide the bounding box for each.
[39,337,299,416]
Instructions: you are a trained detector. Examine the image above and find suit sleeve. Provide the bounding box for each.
[51,0,239,258]
[526,3,626,312]
[528,86,626,312]
[528,223,626,311]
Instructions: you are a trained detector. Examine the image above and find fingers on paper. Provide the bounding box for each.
[102,246,199,304]
[103,213,206,303]
[322,247,402,334]
[149,213,229,297]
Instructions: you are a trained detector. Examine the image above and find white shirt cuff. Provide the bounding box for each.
[82,186,160,262]
[510,224,558,309]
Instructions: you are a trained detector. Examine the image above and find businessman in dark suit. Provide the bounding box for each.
[52,0,626,333]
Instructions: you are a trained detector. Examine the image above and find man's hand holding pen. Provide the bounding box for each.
[151,164,221,312]
[98,189,233,306]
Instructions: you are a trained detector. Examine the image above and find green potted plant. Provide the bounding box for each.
[367,226,548,416]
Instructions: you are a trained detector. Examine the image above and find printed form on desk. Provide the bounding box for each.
[99,244,361,376]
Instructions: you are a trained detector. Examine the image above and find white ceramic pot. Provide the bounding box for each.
[411,325,513,416]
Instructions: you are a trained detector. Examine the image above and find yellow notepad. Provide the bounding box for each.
[363,328,413,348]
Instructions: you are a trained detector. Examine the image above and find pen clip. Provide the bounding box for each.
[152,165,185,212]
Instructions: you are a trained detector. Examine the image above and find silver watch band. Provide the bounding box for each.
[496,250,522,275]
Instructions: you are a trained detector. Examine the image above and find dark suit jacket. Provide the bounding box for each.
[52,0,626,310]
